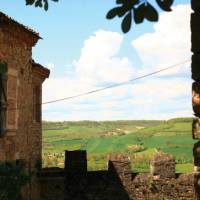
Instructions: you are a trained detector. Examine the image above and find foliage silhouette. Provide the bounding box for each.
[25,0,58,11]
[25,0,174,33]
[107,0,173,33]
[0,161,34,200]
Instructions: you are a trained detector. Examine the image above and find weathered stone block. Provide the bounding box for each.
[192,81,200,115]
[7,75,17,98]
[194,173,200,198]
[65,150,87,175]
[7,99,17,128]
[193,142,200,172]
[191,13,200,53]
[193,118,200,139]
[108,154,132,184]
[192,54,200,81]
[108,154,131,173]
[192,0,200,11]
[150,153,175,178]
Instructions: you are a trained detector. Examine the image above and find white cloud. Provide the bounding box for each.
[74,30,135,84]
[42,5,193,121]
[132,4,191,77]
[46,63,55,70]
[130,78,191,101]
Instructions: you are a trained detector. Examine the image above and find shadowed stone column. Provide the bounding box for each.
[108,154,132,199]
[191,0,200,172]
[64,150,88,200]
[108,154,132,182]
[191,0,200,198]
[193,142,200,172]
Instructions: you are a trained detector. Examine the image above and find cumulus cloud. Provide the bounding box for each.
[74,30,135,84]
[42,5,193,121]
[132,4,191,77]
[46,63,55,70]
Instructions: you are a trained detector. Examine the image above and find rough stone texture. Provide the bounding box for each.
[39,168,65,200]
[192,82,200,116]
[193,142,200,171]
[192,54,200,81]
[191,5,200,200]
[0,12,49,200]
[150,153,175,178]
[40,171,199,200]
[191,12,200,54]
[39,153,199,200]
[193,118,200,139]
[192,0,200,11]
[65,150,87,175]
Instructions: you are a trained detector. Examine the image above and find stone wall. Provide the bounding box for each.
[0,11,40,164]
[39,151,200,200]
[0,12,49,200]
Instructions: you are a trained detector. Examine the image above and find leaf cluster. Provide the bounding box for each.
[24,0,174,33]
[0,161,34,200]
[25,0,59,11]
[106,0,174,33]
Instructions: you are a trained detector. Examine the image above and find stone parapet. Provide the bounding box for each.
[150,153,175,178]
[38,152,199,200]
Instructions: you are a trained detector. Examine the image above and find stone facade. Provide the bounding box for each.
[0,12,49,200]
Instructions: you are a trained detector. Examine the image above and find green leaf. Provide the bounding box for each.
[133,5,145,24]
[116,0,126,4]
[39,0,43,7]
[35,0,41,7]
[0,63,7,74]
[156,0,174,11]
[144,3,158,22]
[106,7,121,19]
[26,0,35,5]
[43,0,49,11]
[121,11,132,33]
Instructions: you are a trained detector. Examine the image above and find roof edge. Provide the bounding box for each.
[32,62,50,79]
[0,12,41,39]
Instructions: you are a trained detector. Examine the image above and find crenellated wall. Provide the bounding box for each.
[39,150,200,200]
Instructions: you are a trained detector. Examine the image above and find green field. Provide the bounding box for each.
[42,118,195,173]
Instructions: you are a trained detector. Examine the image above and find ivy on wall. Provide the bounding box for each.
[0,161,34,200]
[0,62,7,74]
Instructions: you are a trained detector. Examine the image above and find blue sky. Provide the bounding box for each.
[1,0,193,121]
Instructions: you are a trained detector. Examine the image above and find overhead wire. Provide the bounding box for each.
[43,59,190,104]
[3,59,190,111]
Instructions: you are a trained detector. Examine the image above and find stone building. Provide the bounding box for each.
[0,12,50,199]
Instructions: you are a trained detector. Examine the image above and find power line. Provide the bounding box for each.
[4,59,190,111]
[42,59,190,105]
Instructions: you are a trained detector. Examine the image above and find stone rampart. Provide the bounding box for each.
[39,150,200,200]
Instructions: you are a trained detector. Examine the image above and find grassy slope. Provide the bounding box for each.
[42,118,194,173]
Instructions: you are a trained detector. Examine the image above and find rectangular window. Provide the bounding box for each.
[0,72,7,136]
[33,85,41,123]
